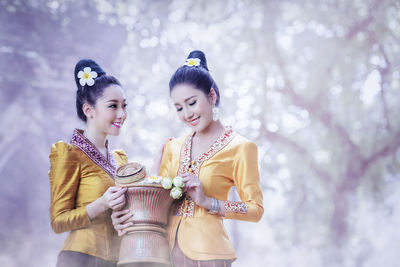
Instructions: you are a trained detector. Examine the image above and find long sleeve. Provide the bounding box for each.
[224,141,264,222]
[159,140,171,177]
[49,142,91,233]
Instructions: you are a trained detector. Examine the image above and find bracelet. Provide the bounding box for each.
[207,198,219,214]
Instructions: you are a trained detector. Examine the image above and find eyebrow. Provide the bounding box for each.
[106,99,126,103]
[174,96,196,106]
[185,96,196,102]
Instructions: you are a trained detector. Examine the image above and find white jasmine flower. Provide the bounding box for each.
[170,187,183,199]
[173,176,185,188]
[161,177,173,190]
[147,175,162,184]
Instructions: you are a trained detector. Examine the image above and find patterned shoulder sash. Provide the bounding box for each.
[70,129,117,178]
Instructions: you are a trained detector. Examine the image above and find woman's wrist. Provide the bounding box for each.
[218,200,225,216]
[198,197,225,216]
[199,196,213,210]
[86,196,108,220]
[100,195,110,210]
[207,198,220,215]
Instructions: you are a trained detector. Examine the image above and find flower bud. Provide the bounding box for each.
[173,176,185,188]
[170,187,183,199]
[161,177,173,190]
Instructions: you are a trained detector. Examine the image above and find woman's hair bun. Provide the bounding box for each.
[170,50,220,106]
[74,59,106,90]
[187,50,209,71]
[73,58,121,122]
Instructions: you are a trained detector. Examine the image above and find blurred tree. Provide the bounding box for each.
[1,0,399,266]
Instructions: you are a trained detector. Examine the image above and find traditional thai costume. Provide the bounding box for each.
[49,129,128,266]
[160,126,264,267]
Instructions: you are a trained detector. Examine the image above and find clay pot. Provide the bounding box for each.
[116,163,174,267]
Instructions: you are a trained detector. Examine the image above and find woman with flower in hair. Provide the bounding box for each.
[49,59,131,267]
[113,50,264,267]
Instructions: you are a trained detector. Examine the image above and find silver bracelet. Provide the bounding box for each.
[208,198,219,214]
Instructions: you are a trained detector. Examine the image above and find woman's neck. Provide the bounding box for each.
[83,126,107,151]
[194,120,225,140]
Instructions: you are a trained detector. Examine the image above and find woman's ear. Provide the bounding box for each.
[82,103,94,120]
[209,88,217,105]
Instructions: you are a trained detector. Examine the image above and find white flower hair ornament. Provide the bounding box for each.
[185,58,201,67]
[77,67,98,86]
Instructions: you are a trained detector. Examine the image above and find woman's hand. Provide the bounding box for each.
[182,173,212,209]
[87,186,127,220]
[111,209,134,236]
[101,186,127,211]
[150,137,174,175]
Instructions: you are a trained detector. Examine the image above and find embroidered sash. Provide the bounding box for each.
[70,129,117,178]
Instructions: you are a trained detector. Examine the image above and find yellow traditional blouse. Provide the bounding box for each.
[49,129,128,261]
[160,126,264,261]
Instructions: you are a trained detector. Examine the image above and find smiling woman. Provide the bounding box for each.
[112,51,264,267]
[165,51,264,266]
[48,59,131,267]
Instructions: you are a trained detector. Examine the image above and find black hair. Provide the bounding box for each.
[169,50,220,106]
[74,59,121,122]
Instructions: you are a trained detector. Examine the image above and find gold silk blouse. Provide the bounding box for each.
[49,129,128,261]
[160,126,264,261]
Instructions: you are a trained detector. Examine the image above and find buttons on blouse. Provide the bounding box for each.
[188,160,196,173]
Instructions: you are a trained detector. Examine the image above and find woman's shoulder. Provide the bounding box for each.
[165,135,187,151]
[49,141,81,161]
[227,132,258,154]
[50,141,79,153]
[231,132,257,146]
[112,149,128,165]
[112,148,127,157]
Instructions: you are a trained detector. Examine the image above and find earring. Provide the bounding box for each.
[212,105,219,121]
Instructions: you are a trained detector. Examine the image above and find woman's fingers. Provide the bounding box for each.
[114,219,134,229]
[117,224,133,236]
[112,202,124,211]
[107,186,123,193]
[111,209,124,218]
[184,179,200,189]
[183,177,193,186]
[183,180,193,192]
[103,187,127,209]
[109,193,126,208]
[112,209,134,225]
[117,230,125,236]
[114,221,134,235]
[116,211,134,224]
[183,174,198,182]
[108,187,126,198]
[111,187,127,199]
[111,209,130,219]
[113,193,126,204]
[111,201,125,211]
[111,209,128,221]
